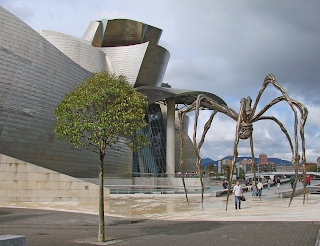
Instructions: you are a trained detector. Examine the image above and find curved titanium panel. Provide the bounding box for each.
[137,86,227,107]
[102,19,163,47]
[99,42,149,86]
[39,30,111,73]
[102,19,143,47]
[0,7,132,178]
[135,44,170,88]
[82,21,103,47]
[141,24,162,44]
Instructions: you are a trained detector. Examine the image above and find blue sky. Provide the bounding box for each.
[1,0,320,162]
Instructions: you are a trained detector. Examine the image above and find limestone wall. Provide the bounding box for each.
[0,154,109,202]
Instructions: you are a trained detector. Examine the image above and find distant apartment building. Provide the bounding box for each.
[244,164,252,173]
[317,157,320,169]
[259,163,276,172]
[275,165,293,172]
[217,158,232,173]
[240,158,252,165]
[218,160,222,173]
[223,159,232,166]
[259,154,267,165]
[276,165,303,172]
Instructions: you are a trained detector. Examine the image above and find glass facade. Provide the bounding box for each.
[133,103,166,176]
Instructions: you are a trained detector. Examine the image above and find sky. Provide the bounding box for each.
[1,0,320,162]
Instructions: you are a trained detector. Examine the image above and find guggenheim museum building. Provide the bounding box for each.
[0,6,226,181]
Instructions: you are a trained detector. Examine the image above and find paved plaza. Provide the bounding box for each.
[0,181,320,245]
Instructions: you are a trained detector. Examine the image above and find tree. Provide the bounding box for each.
[54,72,148,242]
[307,164,317,172]
[207,164,215,177]
[221,164,231,180]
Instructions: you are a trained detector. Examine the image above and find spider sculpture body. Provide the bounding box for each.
[178,74,308,210]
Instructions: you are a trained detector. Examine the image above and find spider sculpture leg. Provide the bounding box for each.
[179,94,237,206]
[226,98,246,211]
[252,89,308,204]
[179,110,189,204]
[193,95,238,208]
[194,110,218,208]
[250,74,305,204]
[249,135,260,200]
[297,102,308,203]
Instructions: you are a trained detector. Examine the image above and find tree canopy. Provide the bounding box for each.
[54,72,148,154]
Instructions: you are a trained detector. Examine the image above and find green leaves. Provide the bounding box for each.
[54,72,148,153]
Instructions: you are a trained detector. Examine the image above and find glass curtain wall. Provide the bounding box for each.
[133,103,166,176]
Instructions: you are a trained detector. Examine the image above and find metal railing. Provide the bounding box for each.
[132,172,207,178]
[104,185,211,194]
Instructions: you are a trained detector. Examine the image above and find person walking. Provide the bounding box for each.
[233,180,243,209]
[267,178,271,190]
[290,176,295,189]
[307,175,311,186]
[257,180,263,196]
[251,180,256,196]
[276,177,281,189]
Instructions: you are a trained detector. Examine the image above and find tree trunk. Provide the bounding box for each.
[98,153,105,242]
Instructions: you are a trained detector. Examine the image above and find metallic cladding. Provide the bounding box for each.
[84,18,169,88]
[141,24,162,44]
[39,30,112,73]
[135,44,170,88]
[82,21,103,47]
[136,86,227,106]
[101,19,162,47]
[99,42,149,86]
[0,6,199,178]
[102,19,143,47]
[0,6,132,178]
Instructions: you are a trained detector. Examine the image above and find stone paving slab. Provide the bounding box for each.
[1,181,320,245]
[0,207,319,246]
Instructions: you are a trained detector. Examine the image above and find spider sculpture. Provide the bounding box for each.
[178,74,308,210]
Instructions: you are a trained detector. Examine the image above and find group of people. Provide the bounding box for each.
[251,180,264,196]
[302,175,311,186]
[290,175,312,188]
[225,175,313,210]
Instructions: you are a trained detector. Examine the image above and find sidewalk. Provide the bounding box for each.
[0,180,320,245]
[0,207,319,246]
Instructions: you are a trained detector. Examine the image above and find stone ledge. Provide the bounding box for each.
[0,235,26,246]
[275,185,320,198]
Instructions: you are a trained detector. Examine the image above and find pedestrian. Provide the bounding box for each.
[307,175,311,186]
[267,178,271,190]
[222,180,228,189]
[290,176,295,189]
[251,180,256,196]
[276,177,281,189]
[233,180,243,209]
[246,179,252,191]
[257,180,263,196]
